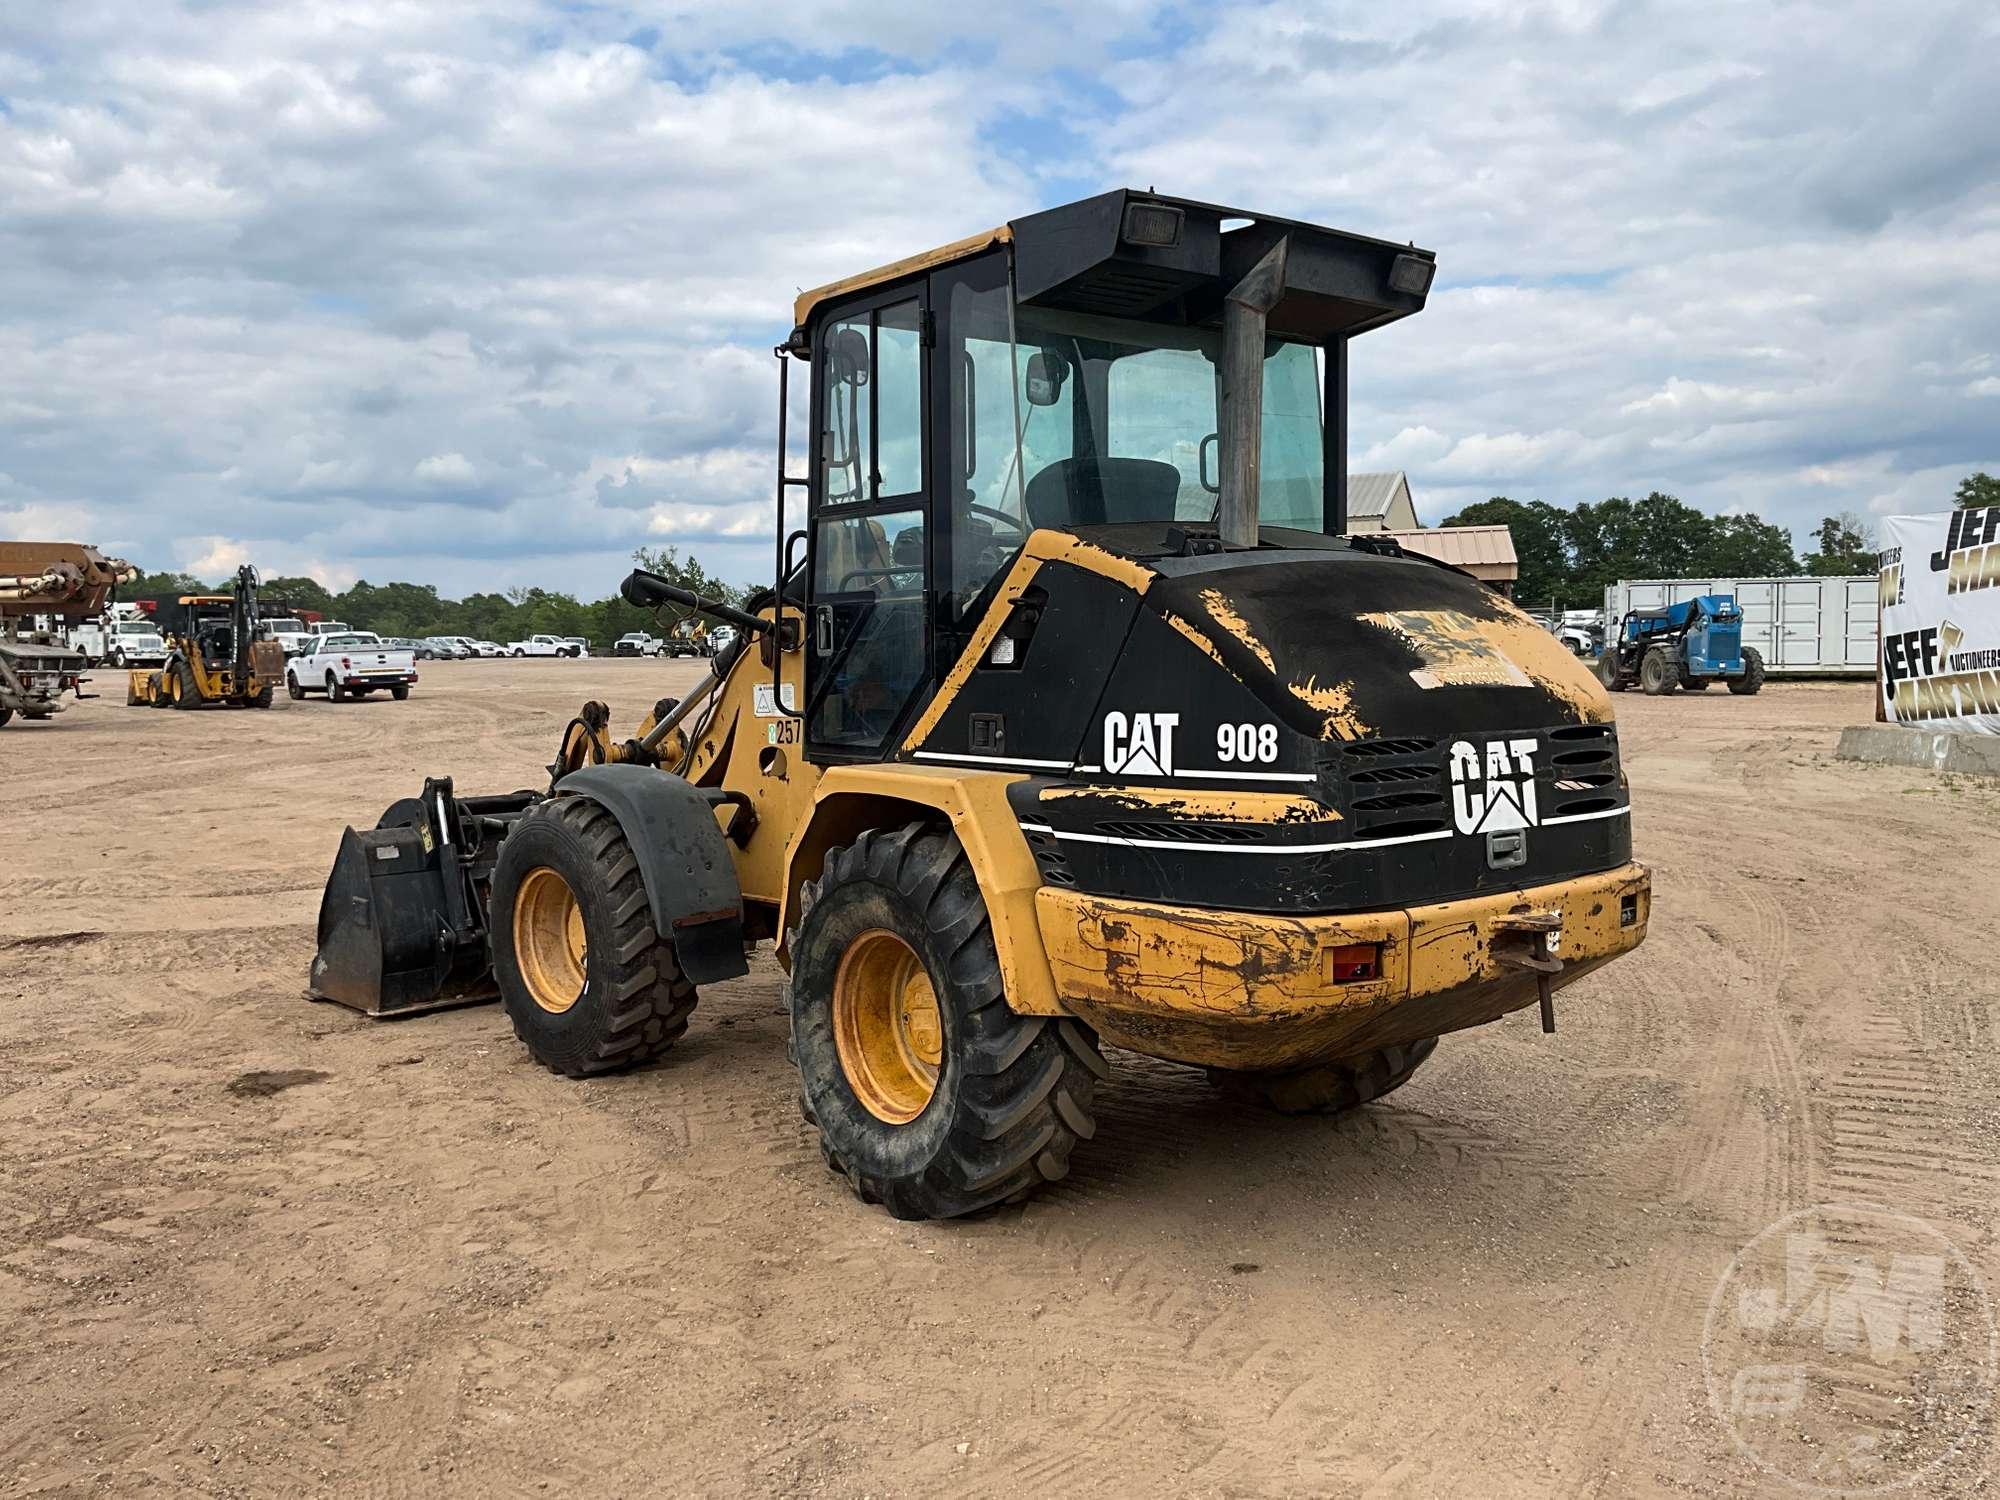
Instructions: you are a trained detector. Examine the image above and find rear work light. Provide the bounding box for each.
[1324,943,1381,983]
[1121,200,1183,248]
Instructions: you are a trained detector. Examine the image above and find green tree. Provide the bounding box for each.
[1702,514,1797,577]
[1803,513,1876,576]
[260,574,339,620]
[1563,492,1716,603]
[1438,497,1572,608]
[1954,471,2000,509]
[121,568,211,609]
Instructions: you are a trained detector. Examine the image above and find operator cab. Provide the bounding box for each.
[782,189,1438,763]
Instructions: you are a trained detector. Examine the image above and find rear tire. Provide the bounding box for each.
[326,672,344,702]
[788,823,1106,1220]
[490,798,698,1076]
[1729,646,1766,695]
[0,707,12,728]
[390,684,410,701]
[1596,651,1626,692]
[1209,1037,1438,1115]
[1639,646,1679,695]
[1680,676,1711,691]
[172,659,202,709]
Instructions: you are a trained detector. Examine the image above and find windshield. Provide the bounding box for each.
[264,618,306,633]
[116,621,159,636]
[945,277,1325,616]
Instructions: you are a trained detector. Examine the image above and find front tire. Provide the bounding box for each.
[788,824,1106,1220]
[286,672,304,701]
[172,659,202,709]
[1639,646,1679,695]
[1729,646,1766,695]
[1209,1038,1437,1114]
[490,798,698,1076]
[249,681,274,709]
[1596,651,1626,692]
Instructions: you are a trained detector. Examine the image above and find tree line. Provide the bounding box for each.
[119,545,746,648]
[1446,471,1998,613]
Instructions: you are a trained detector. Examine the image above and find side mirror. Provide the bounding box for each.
[1025,348,1068,408]
[826,326,870,387]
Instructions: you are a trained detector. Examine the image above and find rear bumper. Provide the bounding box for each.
[1034,861,1650,1071]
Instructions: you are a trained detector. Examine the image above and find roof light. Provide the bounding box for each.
[1121,201,1183,249]
[1389,253,1435,296]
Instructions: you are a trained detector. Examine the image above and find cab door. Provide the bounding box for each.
[805,289,932,760]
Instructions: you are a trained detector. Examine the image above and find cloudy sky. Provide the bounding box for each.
[3,1,1995,597]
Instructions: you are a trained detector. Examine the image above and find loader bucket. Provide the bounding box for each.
[307,778,534,1018]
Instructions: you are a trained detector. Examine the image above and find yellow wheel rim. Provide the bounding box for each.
[832,929,943,1124]
[513,867,588,1014]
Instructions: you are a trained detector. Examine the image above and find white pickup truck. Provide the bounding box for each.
[285,631,419,702]
[507,633,584,658]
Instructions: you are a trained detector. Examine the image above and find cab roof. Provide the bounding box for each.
[792,189,1436,345]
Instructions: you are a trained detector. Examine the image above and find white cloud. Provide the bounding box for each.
[414,452,476,486]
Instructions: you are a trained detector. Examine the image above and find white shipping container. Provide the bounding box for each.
[1602,575,1877,676]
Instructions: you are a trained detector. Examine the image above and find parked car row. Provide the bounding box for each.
[613,627,735,657]
[341,634,596,659]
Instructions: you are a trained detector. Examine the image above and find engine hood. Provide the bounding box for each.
[1136,544,1611,741]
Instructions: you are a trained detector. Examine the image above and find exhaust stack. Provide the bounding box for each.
[1218,235,1290,550]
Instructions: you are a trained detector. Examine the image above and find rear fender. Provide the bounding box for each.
[554,764,748,984]
[778,765,1062,1016]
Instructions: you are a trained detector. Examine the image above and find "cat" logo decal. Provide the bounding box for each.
[1448,738,1541,834]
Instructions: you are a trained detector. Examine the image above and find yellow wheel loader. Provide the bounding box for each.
[309,191,1650,1220]
[128,564,289,710]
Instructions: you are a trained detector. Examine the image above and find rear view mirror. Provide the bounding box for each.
[1025,348,1068,407]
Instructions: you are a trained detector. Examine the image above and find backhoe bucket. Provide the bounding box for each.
[307,777,537,1017]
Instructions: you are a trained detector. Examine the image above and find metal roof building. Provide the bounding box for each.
[1383,524,1520,594]
[1345,471,1421,532]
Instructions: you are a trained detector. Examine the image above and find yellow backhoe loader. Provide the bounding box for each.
[129,564,289,710]
[309,191,1650,1220]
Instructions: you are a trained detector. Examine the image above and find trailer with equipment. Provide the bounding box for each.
[0,542,135,726]
[308,191,1651,1220]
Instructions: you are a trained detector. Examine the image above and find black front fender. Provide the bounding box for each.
[554,764,748,985]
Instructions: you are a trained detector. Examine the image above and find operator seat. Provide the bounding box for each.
[1024,457,1182,528]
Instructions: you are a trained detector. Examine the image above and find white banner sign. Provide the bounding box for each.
[1878,508,2000,735]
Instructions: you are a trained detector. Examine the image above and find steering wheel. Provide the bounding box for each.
[967,503,1029,540]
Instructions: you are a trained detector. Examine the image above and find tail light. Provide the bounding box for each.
[1324,943,1381,983]
[340,656,351,670]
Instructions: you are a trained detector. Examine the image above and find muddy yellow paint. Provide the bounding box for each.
[1035,861,1649,1070]
[1362,605,1614,722]
[1197,587,1274,673]
[1161,610,1228,669]
[1036,785,1339,823]
[1287,675,1370,741]
[1028,529,1156,597]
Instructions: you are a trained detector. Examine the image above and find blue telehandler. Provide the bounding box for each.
[1595,594,1765,696]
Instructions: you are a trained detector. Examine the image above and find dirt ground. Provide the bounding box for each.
[3,661,1997,1497]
